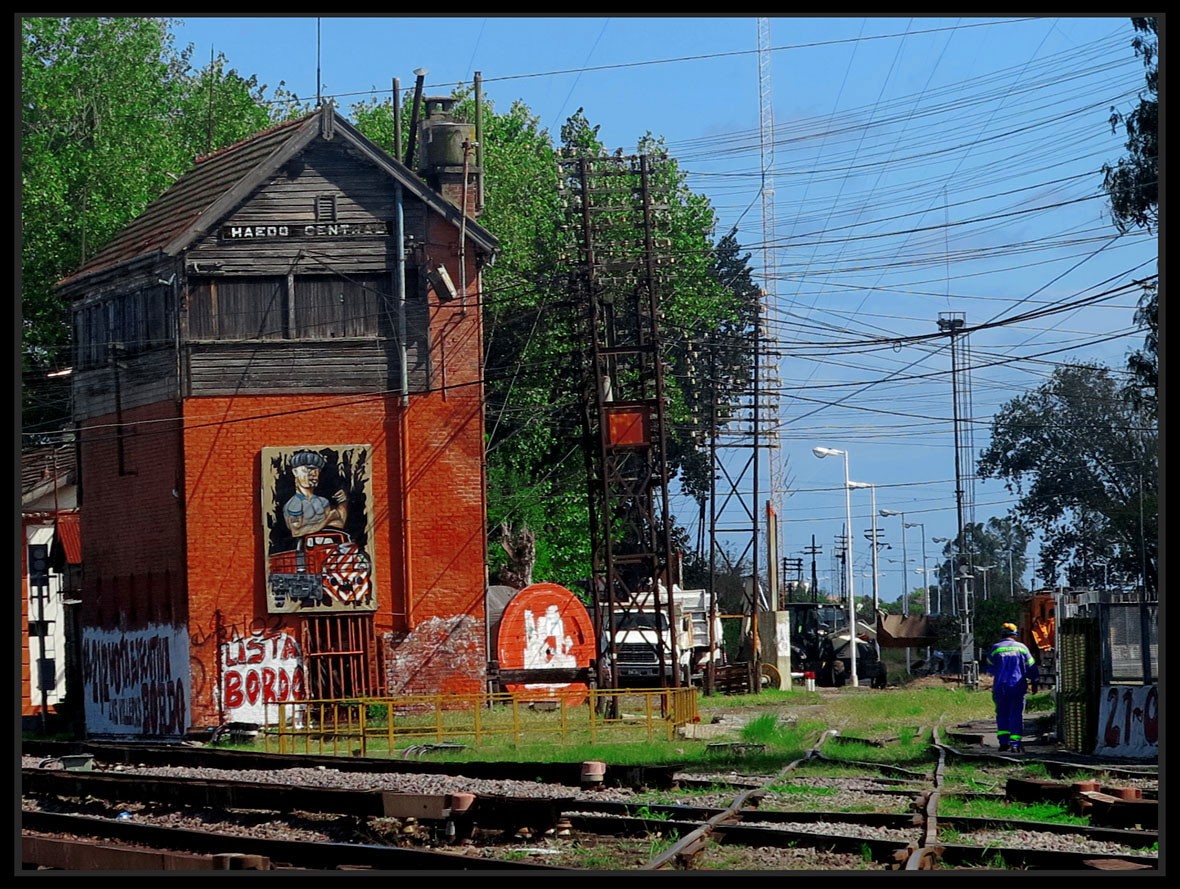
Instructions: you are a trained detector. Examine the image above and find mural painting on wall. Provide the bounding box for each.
[219,630,308,727]
[262,445,376,614]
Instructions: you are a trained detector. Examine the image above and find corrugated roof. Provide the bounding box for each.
[21,445,76,500]
[56,105,498,292]
[54,512,82,565]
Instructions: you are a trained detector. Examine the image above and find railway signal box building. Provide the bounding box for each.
[56,102,498,737]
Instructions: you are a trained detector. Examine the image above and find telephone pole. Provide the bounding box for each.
[805,536,822,604]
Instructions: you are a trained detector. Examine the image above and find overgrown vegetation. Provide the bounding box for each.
[938,796,1087,826]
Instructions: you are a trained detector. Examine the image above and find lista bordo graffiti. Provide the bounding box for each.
[220,631,307,725]
[83,625,189,736]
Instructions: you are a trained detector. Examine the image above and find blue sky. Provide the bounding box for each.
[170,15,1156,600]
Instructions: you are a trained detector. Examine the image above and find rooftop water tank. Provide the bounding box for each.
[419,96,474,172]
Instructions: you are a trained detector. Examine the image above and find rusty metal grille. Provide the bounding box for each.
[302,614,381,700]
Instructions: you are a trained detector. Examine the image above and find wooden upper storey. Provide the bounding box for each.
[57,106,497,421]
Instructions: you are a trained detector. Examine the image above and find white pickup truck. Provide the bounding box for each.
[605,588,721,685]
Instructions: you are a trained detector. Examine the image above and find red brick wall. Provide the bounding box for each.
[181,395,393,726]
[182,372,488,716]
[78,401,188,631]
[387,218,488,695]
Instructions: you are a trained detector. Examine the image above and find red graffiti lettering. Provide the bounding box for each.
[224,667,307,711]
[1144,687,1159,745]
[224,672,244,709]
[247,637,265,664]
[281,636,300,659]
[225,640,244,667]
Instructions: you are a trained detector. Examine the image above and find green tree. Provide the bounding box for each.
[20,16,295,435]
[1102,17,1158,411]
[977,363,1157,596]
[1102,17,1158,235]
[354,94,761,587]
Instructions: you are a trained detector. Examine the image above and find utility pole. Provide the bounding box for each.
[938,311,977,689]
[805,537,822,605]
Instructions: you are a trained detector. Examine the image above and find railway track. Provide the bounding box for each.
[21,736,1158,872]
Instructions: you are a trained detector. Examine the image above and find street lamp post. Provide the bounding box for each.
[976,565,996,601]
[932,536,956,615]
[879,510,911,615]
[814,446,858,687]
[879,507,911,675]
[915,563,939,614]
[906,522,927,617]
[849,481,879,614]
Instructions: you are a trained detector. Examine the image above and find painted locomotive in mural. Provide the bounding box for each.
[268,528,372,609]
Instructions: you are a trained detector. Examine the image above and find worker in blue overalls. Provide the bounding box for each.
[982,622,1040,753]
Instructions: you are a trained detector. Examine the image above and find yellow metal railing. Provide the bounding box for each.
[262,686,699,757]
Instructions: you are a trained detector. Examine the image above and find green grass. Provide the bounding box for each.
[941,761,1007,794]
[567,843,626,870]
[940,760,1060,794]
[632,805,671,821]
[209,683,1003,771]
[646,828,680,858]
[939,795,1088,825]
[1026,691,1055,712]
[736,713,823,761]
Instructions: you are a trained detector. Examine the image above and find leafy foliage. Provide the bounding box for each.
[1102,17,1158,235]
[351,93,761,586]
[1101,18,1158,414]
[20,16,302,435]
[930,516,1031,615]
[977,363,1157,595]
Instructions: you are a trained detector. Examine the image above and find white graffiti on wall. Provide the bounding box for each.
[521,606,576,691]
[219,631,307,726]
[523,606,577,669]
[83,624,189,736]
[1094,684,1159,759]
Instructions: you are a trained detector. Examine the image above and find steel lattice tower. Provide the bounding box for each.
[564,153,680,689]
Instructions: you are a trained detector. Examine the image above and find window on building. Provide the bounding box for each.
[293,274,383,338]
[188,277,288,340]
[72,285,174,368]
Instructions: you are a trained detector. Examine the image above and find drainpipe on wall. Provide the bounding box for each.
[459,141,472,315]
[395,183,408,404]
[395,179,413,631]
[474,72,484,216]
